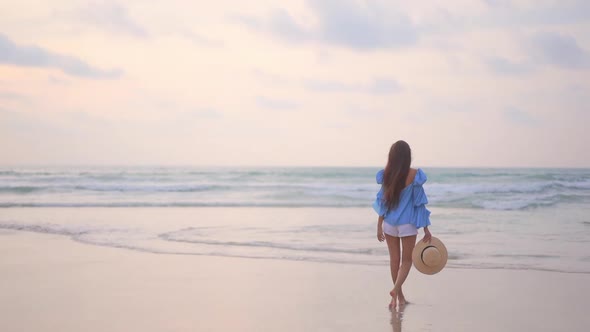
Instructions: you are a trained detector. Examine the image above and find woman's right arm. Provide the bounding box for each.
[422,226,432,243]
[377,216,385,242]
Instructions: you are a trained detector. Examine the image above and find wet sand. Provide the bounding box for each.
[0,231,588,332]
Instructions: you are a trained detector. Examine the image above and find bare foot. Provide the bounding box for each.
[398,295,407,306]
[397,291,410,307]
[389,290,397,309]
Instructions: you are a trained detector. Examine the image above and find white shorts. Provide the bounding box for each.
[383,223,418,237]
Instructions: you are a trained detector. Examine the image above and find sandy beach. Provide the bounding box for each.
[1,230,588,332]
[3,0,590,329]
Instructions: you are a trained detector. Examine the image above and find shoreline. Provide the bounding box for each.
[1,231,588,331]
[2,224,589,275]
[1,205,589,275]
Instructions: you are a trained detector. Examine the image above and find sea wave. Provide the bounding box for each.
[0,193,588,210]
[0,186,44,193]
[428,180,590,196]
[0,202,370,208]
[1,167,589,210]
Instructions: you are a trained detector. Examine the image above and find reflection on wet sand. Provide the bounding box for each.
[390,304,407,332]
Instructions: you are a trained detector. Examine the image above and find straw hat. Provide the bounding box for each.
[412,237,448,275]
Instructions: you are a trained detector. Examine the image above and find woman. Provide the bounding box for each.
[373,140,432,308]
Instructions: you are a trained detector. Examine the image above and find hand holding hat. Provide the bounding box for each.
[412,237,448,275]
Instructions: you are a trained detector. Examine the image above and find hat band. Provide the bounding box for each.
[421,245,432,263]
[421,245,438,266]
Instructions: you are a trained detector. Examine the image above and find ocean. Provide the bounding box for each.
[1,166,589,274]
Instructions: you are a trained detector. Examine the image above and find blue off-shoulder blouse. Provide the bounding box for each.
[372,168,431,228]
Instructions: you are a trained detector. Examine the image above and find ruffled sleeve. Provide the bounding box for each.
[373,190,387,217]
[373,170,387,216]
[376,169,384,184]
[413,169,431,228]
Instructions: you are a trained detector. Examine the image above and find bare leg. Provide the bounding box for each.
[385,234,400,308]
[392,235,417,306]
[397,289,407,306]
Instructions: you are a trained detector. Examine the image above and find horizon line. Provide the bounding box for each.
[1,164,589,169]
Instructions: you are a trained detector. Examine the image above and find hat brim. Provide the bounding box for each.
[412,236,448,275]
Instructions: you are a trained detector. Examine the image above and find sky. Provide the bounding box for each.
[0,0,589,167]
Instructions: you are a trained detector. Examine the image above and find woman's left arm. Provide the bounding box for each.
[377,216,385,242]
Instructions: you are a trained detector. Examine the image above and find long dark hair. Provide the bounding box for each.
[383,140,412,210]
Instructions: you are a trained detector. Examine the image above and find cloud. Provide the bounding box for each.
[0,91,29,102]
[415,2,590,37]
[504,107,538,126]
[75,3,148,38]
[179,30,224,47]
[482,0,511,7]
[484,32,589,75]
[48,75,70,85]
[304,78,402,94]
[256,96,300,110]
[238,0,418,50]
[529,32,590,69]
[310,0,417,49]
[368,78,402,94]
[513,1,590,26]
[485,56,533,75]
[563,84,590,114]
[0,33,123,79]
[267,9,311,43]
